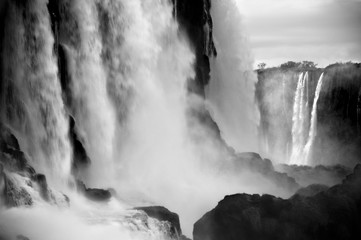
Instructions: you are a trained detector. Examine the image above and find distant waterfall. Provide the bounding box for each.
[290,73,309,164]
[1,0,72,186]
[304,73,324,164]
[290,72,324,165]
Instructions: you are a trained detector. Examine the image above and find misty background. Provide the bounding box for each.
[236,0,361,67]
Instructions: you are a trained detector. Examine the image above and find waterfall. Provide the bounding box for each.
[0,0,294,238]
[1,0,72,186]
[57,0,118,187]
[207,0,260,152]
[290,72,309,164]
[304,73,324,165]
[290,72,324,165]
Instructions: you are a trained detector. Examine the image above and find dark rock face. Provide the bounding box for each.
[69,117,91,177]
[194,164,361,240]
[76,180,112,202]
[174,0,216,96]
[135,206,182,237]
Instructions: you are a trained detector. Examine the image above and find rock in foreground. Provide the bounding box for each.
[194,164,361,240]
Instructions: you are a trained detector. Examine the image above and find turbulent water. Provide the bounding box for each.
[0,0,290,238]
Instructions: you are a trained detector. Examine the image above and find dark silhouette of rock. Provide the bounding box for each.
[76,180,112,202]
[294,184,329,197]
[135,206,183,237]
[193,164,361,240]
[69,117,91,176]
[173,0,216,97]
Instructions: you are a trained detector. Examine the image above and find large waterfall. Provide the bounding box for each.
[0,0,290,238]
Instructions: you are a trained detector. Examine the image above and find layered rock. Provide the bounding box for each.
[194,164,361,240]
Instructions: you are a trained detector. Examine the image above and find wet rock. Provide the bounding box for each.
[76,180,112,202]
[69,117,91,177]
[32,174,50,201]
[135,206,182,237]
[4,175,32,207]
[194,164,361,240]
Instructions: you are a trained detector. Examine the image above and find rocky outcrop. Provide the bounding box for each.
[193,164,361,240]
[174,0,216,96]
[135,206,191,240]
[76,180,112,202]
[231,152,299,192]
[294,184,329,197]
[277,164,351,187]
[69,117,91,177]
[0,124,68,207]
[135,206,182,236]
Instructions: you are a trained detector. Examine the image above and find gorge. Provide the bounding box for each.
[1,0,361,240]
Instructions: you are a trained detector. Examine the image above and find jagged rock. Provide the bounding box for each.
[294,184,329,197]
[135,206,182,237]
[3,175,33,207]
[76,180,112,202]
[193,164,361,240]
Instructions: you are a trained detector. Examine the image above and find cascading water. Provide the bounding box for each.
[206,0,260,153]
[0,0,293,238]
[290,72,324,165]
[0,0,72,187]
[304,73,325,165]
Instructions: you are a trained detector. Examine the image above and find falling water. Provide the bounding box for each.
[290,73,305,164]
[290,72,310,164]
[1,0,72,186]
[304,73,324,165]
[0,0,293,238]
[206,0,260,153]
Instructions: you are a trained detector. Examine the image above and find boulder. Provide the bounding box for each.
[194,164,361,240]
[135,206,182,237]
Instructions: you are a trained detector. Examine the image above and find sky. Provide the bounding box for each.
[235,0,361,68]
